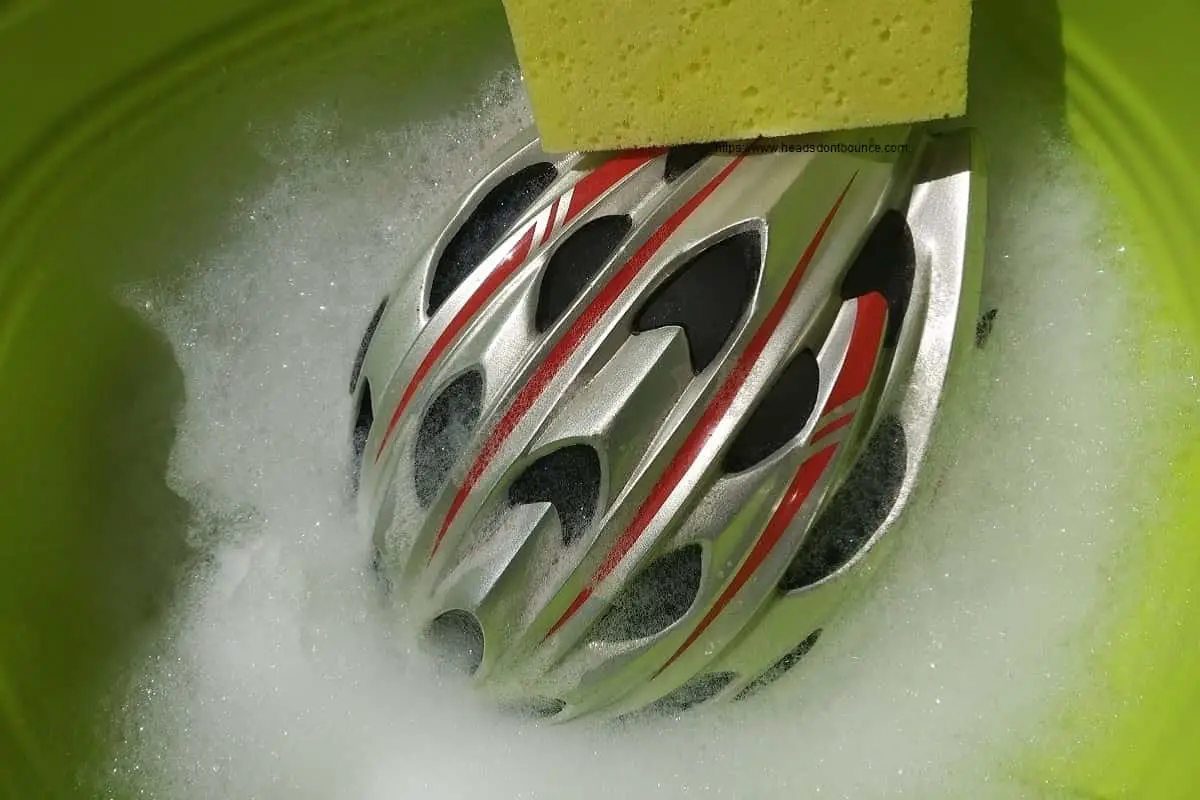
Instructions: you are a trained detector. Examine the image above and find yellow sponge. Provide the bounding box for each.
[501,0,971,152]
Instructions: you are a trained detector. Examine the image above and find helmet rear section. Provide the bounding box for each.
[347,127,985,721]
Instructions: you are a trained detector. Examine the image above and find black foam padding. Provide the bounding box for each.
[535,214,632,332]
[664,143,718,182]
[507,444,603,547]
[724,349,820,472]
[425,610,485,675]
[778,416,907,591]
[643,671,736,716]
[349,377,374,494]
[413,370,484,507]
[733,629,822,701]
[632,230,761,374]
[840,209,915,348]
[428,161,558,315]
[589,544,703,642]
[349,296,388,395]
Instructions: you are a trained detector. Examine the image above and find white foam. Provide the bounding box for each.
[104,67,1194,800]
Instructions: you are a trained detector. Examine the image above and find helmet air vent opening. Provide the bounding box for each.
[723,349,821,473]
[778,415,908,591]
[507,444,602,548]
[413,370,485,507]
[733,629,822,701]
[349,296,388,395]
[535,214,633,333]
[663,143,718,183]
[350,377,374,494]
[425,609,485,676]
[839,209,916,347]
[644,671,737,717]
[632,230,761,374]
[506,697,567,719]
[588,544,703,643]
[428,161,559,316]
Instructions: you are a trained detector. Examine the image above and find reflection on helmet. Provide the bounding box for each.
[347,124,985,722]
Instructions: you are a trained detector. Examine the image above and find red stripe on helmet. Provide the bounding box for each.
[429,153,750,562]
[654,291,889,675]
[810,412,855,443]
[656,444,838,675]
[566,148,668,220]
[374,152,656,463]
[544,172,860,640]
[374,224,536,462]
[823,292,889,412]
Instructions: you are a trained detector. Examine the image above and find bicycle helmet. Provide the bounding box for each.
[348,123,985,722]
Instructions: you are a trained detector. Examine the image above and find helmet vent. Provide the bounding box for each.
[425,610,485,675]
[839,209,915,347]
[428,161,559,316]
[632,230,761,374]
[779,415,907,591]
[506,697,567,719]
[349,296,388,394]
[723,348,821,473]
[663,143,718,183]
[350,377,374,494]
[733,629,822,701]
[413,370,485,507]
[369,540,395,598]
[644,671,737,716]
[589,544,703,642]
[507,444,602,548]
[535,214,633,333]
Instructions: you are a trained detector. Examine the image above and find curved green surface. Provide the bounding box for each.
[1053,2,1200,797]
[1,1,1198,797]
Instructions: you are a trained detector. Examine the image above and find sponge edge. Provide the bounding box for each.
[501,0,971,152]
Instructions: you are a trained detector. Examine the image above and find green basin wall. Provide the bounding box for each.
[1,1,1198,797]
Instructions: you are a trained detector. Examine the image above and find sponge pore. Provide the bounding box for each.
[501,0,971,151]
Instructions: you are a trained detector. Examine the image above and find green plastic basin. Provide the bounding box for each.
[1,0,1197,796]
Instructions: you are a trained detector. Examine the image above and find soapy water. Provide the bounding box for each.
[101,68,1194,800]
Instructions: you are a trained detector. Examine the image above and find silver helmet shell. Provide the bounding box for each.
[349,124,985,721]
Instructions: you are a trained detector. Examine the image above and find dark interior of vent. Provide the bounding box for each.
[535,214,632,332]
[504,697,567,719]
[723,348,821,473]
[779,416,907,591]
[413,370,484,507]
[425,610,485,676]
[507,444,602,547]
[349,377,374,494]
[369,482,395,562]
[369,542,394,597]
[589,544,703,642]
[349,296,388,394]
[839,209,915,347]
[427,161,558,316]
[632,230,760,374]
[643,671,736,717]
[663,143,718,182]
[733,629,822,701]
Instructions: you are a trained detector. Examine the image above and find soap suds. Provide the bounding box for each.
[100,68,1193,800]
